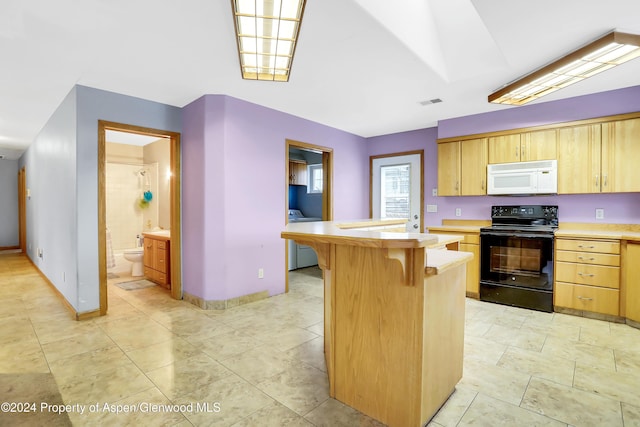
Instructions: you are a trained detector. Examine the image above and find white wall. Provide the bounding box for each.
[19,87,78,306]
[19,85,181,314]
[0,159,19,247]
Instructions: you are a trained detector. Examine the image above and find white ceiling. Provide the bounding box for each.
[1,0,640,161]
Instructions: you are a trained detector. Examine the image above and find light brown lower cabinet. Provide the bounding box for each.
[554,238,620,316]
[144,237,170,289]
[626,243,640,323]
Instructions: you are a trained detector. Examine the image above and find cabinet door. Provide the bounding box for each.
[557,124,601,194]
[460,242,479,296]
[626,243,640,323]
[460,138,488,195]
[289,161,307,185]
[522,129,557,162]
[488,134,521,163]
[144,239,155,268]
[601,118,640,193]
[437,141,460,196]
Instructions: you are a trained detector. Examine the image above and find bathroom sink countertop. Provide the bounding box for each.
[143,230,171,240]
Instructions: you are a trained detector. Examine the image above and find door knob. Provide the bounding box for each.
[414,214,419,220]
[413,224,419,229]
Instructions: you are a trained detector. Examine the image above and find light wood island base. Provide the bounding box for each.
[283,220,472,427]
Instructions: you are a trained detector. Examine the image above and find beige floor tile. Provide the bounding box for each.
[126,336,203,372]
[460,359,531,406]
[305,321,324,336]
[175,373,274,426]
[497,346,576,386]
[615,348,640,374]
[231,401,312,426]
[464,334,508,365]
[303,398,385,426]
[146,352,233,400]
[221,345,303,385]
[104,322,176,352]
[57,362,155,405]
[430,384,478,427]
[191,329,266,361]
[256,363,329,416]
[574,365,640,407]
[258,326,320,352]
[32,317,101,344]
[49,345,131,381]
[285,336,327,373]
[482,323,547,351]
[41,329,115,363]
[622,402,640,427]
[521,377,623,426]
[542,336,616,370]
[520,318,581,341]
[0,340,50,373]
[580,325,640,353]
[458,393,566,426]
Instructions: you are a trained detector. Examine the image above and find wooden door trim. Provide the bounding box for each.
[369,150,424,231]
[285,139,333,292]
[98,121,182,316]
[18,166,26,253]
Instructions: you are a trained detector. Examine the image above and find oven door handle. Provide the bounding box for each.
[480,232,555,239]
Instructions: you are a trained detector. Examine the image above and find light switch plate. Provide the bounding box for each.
[426,204,437,213]
[595,208,604,220]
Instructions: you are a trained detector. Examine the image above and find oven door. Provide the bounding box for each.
[480,231,554,291]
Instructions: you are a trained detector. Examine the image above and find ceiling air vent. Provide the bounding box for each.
[419,98,443,106]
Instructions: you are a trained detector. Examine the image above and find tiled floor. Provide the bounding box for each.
[1,252,640,426]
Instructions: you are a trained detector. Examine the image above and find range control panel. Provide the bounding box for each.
[491,205,558,220]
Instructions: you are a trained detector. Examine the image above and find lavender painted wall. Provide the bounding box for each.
[182,95,368,301]
[368,86,640,226]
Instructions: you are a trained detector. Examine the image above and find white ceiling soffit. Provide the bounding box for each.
[105,130,164,146]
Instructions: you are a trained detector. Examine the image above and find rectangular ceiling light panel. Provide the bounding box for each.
[232,0,306,81]
[489,31,640,105]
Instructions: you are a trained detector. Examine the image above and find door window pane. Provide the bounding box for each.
[380,164,410,218]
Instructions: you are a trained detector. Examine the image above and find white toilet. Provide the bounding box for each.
[123,248,144,277]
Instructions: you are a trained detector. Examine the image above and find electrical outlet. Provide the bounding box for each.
[258,268,264,279]
[595,208,604,220]
[455,208,462,217]
[426,204,437,213]
[432,188,437,197]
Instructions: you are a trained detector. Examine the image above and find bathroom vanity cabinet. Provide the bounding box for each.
[143,232,170,289]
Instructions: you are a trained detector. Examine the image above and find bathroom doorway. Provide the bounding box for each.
[285,139,333,292]
[98,121,182,315]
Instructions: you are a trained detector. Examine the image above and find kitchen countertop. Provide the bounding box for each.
[555,229,640,241]
[426,225,483,233]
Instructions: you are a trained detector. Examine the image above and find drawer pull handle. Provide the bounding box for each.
[577,272,595,277]
[577,245,595,249]
[577,296,593,301]
[577,256,595,261]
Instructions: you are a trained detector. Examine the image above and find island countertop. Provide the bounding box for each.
[282,219,444,249]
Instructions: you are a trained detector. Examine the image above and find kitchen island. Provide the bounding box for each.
[282,220,473,427]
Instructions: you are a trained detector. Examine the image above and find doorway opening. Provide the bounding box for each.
[98,121,182,315]
[285,139,333,292]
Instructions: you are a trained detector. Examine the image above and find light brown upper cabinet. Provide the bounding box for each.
[558,118,640,194]
[558,124,601,194]
[601,117,640,193]
[289,160,307,185]
[438,138,487,196]
[488,130,557,164]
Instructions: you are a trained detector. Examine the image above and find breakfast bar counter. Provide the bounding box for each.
[282,220,473,427]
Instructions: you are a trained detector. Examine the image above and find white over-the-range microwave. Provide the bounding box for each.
[487,160,558,195]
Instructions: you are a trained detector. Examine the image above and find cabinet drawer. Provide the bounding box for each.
[555,250,620,267]
[555,239,620,254]
[144,267,157,281]
[428,230,479,245]
[157,240,167,250]
[555,282,619,316]
[556,262,619,288]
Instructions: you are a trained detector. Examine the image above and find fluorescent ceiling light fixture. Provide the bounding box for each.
[489,31,640,105]
[231,0,306,82]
